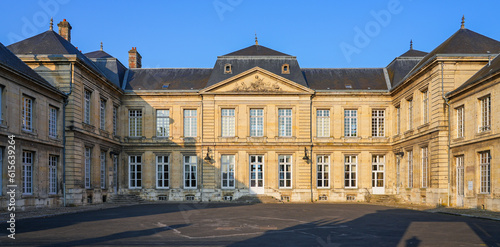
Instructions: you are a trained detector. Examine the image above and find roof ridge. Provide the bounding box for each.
[131,67,213,70]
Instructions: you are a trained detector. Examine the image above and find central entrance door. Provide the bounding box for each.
[372,155,385,194]
[249,155,264,194]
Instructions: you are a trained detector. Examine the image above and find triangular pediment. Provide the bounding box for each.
[200,67,313,94]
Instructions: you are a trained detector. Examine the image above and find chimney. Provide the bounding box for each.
[57,19,72,42]
[128,47,142,68]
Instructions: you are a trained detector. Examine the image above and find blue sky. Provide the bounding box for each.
[1,0,500,68]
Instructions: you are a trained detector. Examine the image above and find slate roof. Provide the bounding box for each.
[448,54,500,97]
[7,30,104,77]
[125,68,212,90]
[386,49,427,88]
[0,41,58,91]
[404,28,500,81]
[85,50,127,88]
[302,68,387,90]
[223,44,291,56]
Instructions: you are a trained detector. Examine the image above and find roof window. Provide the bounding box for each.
[224,64,232,74]
[282,64,290,74]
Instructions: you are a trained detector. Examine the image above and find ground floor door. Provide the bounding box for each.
[249,155,264,194]
[372,155,385,194]
[456,156,464,207]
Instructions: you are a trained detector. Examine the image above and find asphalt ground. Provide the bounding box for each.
[1,203,499,246]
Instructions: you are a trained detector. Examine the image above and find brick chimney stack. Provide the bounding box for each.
[57,19,72,42]
[128,47,142,68]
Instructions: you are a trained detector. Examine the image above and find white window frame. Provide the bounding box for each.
[317,155,330,188]
[316,110,330,137]
[22,151,33,195]
[278,109,292,137]
[372,155,385,188]
[479,96,491,132]
[49,155,58,194]
[184,155,197,189]
[407,150,413,188]
[457,156,464,196]
[421,147,428,188]
[457,106,464,138]
[22,96,33,132]
[344,110,357,137]
[372,109,385,137]
[422,90,429,124]
[344,155,357,188]
[183,109,197,137]
[221,155,235,189]
[279,155,292,188]
[112,106,118,136]
[84,90,91,124]
[156,109,170,137]
[100,99,106,130]
[49,106,57,138]
[129,110,142,137]
[408,99,413,130]
[479,151,490,194]
[250,109,264,137]
[221,109,235,137]
[396,106,401,135]
[100,151,106,189]
[156,155,170,189]
[85,147,91,189]
[129,155,142,189]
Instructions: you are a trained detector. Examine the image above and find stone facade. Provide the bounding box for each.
[1,19,499,211]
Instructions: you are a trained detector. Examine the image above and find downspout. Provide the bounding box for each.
[63,63,74,207]
[200,94,204,202]
[310,94,314,203]
[441,62,451,207]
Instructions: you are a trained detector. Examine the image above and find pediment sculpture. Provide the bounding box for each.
[232,75,282,92]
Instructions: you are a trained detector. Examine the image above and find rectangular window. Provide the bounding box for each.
[457,106,464,138]
[344,155,357,188]
[156,110,170,137]
[129,155,142,189]
[49,155,58,194]
[408,99,413,130]
[184,155,197,189]
[84,90,91,124]
[344,110,357,137]
[85,147,91,189]
[317,110,330,137]
[279,155,292,188]
[156,155,169,188]
[372,110,385,137]
[479,96,491,132]
[49,107,57,138]
[372,155,385,188]
[250,109,264,137]
[0,86,3,121]
[317,155,330,188]
[221,109,235,137]
[278,109,292,137]
[479,151,490,194]
[100,151,106,189]
[22,151,33,194]
[407,150,413,188]
[113,106,118,136]
[396,106,401,135]
[129,110,142,137]
[421,147,428,188]
[422,90,429,124]
[221,155,235,189]
[22,96,33,131]
[100,99,106,130]
[184,109,197,137]
[457,156,464,196]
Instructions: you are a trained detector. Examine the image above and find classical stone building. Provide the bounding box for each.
[0,18,499,211]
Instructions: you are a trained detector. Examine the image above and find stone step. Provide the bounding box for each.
[369,195,399,203]
[108,194,145,204]
[235,195,283,204]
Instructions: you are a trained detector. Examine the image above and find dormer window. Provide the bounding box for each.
[282,64,290,74]
[224,64,232,74]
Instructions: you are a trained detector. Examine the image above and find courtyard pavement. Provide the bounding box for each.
[1,203,500,246]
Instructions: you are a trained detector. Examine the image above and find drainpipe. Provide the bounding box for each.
[441,62,451,207]
[63,63,74,207]
[310,94,314,203]
[200,94,204,202]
